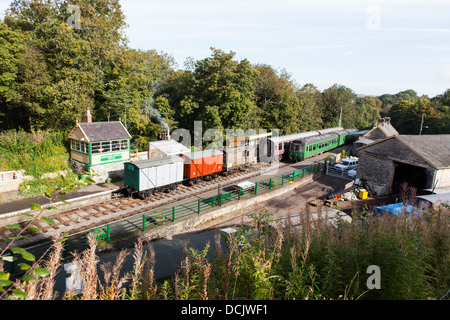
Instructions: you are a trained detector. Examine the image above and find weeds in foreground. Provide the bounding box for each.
[0,206,449,300]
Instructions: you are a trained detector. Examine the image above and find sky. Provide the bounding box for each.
[1,0,450,97]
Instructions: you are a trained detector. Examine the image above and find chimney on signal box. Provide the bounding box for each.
[86,108,92,123]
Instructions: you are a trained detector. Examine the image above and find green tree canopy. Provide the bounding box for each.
[296,83,324,131]
[320,84,358,129]
[254,64,301,134]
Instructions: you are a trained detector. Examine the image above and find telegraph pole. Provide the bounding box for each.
[419,113,424,135]
[339,107,343,128]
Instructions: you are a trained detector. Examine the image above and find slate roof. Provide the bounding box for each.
[75,121,131,142]
[364,119,399,139]
[396,135,450,169]
[358,135,450,169]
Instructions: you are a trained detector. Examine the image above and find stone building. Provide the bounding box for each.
[356,135,450,196]
[351,117,399,156]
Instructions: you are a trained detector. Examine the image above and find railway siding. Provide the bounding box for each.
[0,162,273,246]
[2,160,329,274]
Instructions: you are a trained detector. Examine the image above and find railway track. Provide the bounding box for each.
[1,161,291,246]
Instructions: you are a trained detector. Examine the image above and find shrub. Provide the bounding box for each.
[1,206,448,300]
[0,130,70,178]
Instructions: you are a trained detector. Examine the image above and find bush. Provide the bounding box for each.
[0,130,70,178]
[19,172,78,198]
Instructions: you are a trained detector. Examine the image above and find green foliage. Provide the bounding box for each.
[1,205,448,300]
[378,89,420,114]
[254,65,301,134]
[0,130,70,178]
[19,173,78,198]
[161,48,259,133]
[0,22,24,103]
[320,84,358,128]
[0,0,448,155]
[0,174,94,299]
[296,83,324,131]
[387,97,450,134]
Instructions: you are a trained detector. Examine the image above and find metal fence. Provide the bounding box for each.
[325,166,355,180]
[4,161,327,274]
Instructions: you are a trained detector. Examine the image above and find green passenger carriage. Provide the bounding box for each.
[289,129,357,162]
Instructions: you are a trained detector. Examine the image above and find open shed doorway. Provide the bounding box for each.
[392,161,427,195]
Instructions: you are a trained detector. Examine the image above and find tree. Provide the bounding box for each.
[296,83,323,131]
[160,48,259,133]
[253,64,301,134]
[0,21,25,127]
[320,84,358,128]
[3,41,50,130]
[0,22,24,101]
[354,96,382,129]
[193,48,259,131]
[378,89,420,115]
[387,99,446,134]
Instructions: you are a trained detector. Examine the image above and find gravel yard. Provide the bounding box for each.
[189,174,397,231]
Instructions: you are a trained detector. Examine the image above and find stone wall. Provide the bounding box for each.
[357,152,395,196]
[71,160,125,183]
[356,138,442,196]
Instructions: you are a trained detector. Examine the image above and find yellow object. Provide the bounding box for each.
[359,189,368,199]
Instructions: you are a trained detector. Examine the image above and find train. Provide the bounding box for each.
[123,126,357,198]
[286,128,357,162]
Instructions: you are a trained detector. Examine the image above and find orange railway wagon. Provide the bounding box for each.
[182,149,224,182]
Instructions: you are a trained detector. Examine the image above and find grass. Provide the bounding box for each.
[1,204,448,300]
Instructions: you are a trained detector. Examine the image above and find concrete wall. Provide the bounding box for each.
[71,159,125,183]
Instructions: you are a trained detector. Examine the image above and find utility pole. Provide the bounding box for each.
[419,113,424,135]
[339,107,343,128]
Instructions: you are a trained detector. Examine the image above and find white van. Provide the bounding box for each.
[335,158,358,172]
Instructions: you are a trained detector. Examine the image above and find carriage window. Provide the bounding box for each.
[278,144,283,150]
